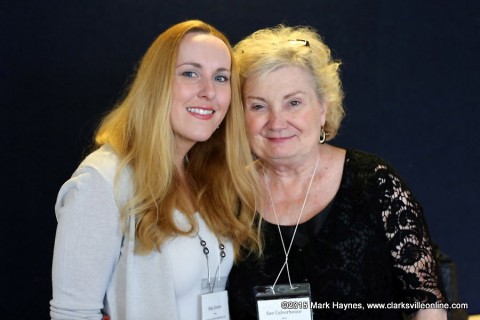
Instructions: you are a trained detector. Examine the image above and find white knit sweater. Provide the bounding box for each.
[50,145,233,320]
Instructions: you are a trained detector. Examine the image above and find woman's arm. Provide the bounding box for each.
[376,162,447,313]
[410,308,447,320]
[50,167,123,320]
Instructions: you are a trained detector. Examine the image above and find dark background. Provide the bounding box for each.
[2,0,478,318]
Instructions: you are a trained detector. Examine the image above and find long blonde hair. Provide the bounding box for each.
[95,20,261,259]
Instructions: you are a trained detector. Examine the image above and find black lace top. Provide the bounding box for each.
[227,149,445,319]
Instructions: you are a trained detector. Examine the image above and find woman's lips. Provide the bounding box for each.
[187,107,215,120]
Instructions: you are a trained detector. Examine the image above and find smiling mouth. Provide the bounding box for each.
[267,136,292,142]
[187,107,214,115]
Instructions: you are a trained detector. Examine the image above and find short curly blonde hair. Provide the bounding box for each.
[234,25,345,140]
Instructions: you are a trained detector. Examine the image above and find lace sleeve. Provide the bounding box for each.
[376,164,445,304]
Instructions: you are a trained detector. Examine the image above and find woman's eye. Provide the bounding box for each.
[289,100,301,106]
[182,71,198,78]
[215,75,229,82]
[251,104,264,111]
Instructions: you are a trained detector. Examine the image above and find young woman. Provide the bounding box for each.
[50,20,261,320]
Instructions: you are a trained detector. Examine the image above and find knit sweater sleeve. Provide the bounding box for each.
[50,154,124,320]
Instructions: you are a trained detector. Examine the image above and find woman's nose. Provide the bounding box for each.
[198,78,216,100]
[268,110,288,129]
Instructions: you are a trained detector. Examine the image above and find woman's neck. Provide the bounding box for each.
[258,144,345,225]
[261,147,322,183]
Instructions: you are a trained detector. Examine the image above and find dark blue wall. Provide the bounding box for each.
[2,0,478,318]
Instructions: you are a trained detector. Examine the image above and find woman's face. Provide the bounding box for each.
[171,32,231,151]
[244,65,326,163]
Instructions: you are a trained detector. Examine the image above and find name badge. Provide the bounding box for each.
[201,290,230,320]
[201,276,228,294]
[255,283,312,320]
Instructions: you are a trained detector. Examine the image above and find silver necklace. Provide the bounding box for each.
[263,155,320,290]
[198,234,226,292]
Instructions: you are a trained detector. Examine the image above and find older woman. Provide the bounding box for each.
[227,25,447,319]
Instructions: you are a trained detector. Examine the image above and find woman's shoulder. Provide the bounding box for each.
[81,144,120,170]
[341,148,404,192]
[344,149,396,175]
[75,145,124,183]
[58,145,132,209]
[345,148,389,166]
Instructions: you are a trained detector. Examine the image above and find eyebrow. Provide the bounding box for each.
[246,91,306,101]
[176,62,231,73]
[284,90,306,99]
[245,96,267,102]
